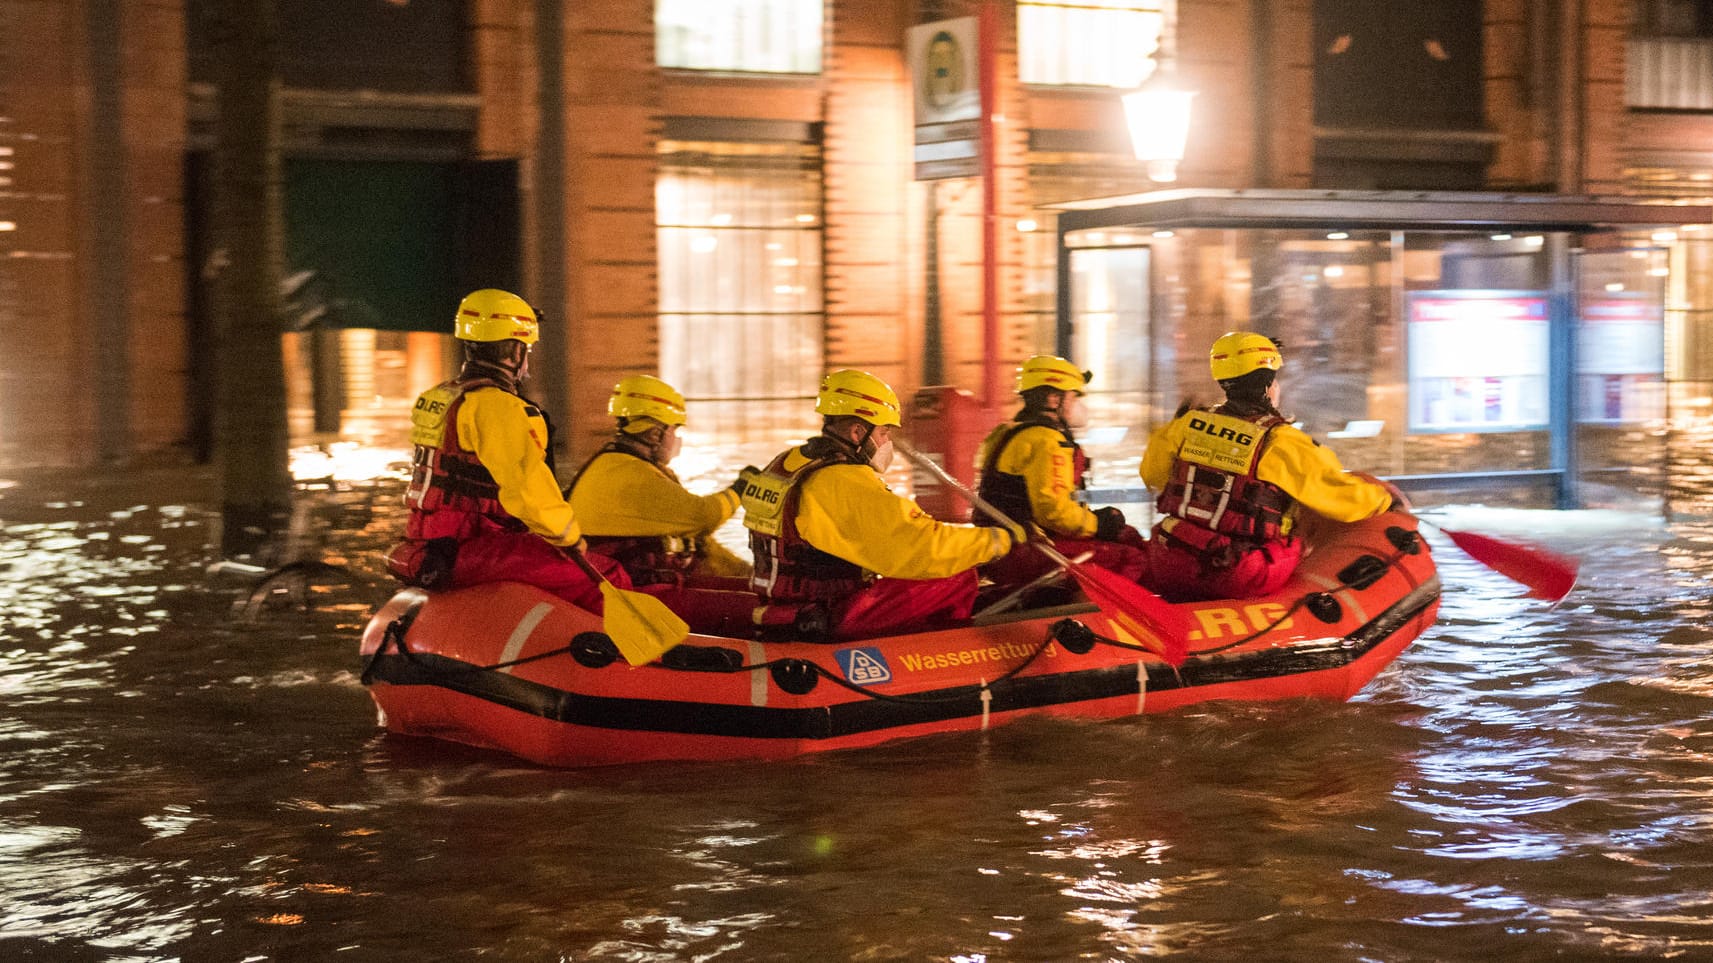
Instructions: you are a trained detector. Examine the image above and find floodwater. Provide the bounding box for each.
[4,431,1713,962]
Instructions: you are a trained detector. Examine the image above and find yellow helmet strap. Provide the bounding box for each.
[821,416,876,456]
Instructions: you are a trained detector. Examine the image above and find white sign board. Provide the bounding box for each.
[907,17,982,180]
[1407,291,1551,433]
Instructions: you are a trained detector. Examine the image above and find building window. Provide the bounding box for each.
[656,0,823,74]
[1635,0,1713,37]
[1018,0,1166,88]
[1314,0,1483,131]
[657,141,824,444]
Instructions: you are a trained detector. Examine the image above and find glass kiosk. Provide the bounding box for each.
[1050,190,1705,509]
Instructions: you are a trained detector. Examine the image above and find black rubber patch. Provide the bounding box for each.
[1385,526,1422,554]
[1336,554,1389,590]
[1050,618,1098,655]
[660,644,744,672]
[1305,592,1343,623]
[570,632,618,668]
[770,659,819,695]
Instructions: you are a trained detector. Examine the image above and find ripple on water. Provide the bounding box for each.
[3,464,1713,959]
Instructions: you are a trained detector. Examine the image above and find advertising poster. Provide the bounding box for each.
[1407,291,1551,432]
[1577,295,1665,424]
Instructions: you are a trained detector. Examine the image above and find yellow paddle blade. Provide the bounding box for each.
[600,583,690,666]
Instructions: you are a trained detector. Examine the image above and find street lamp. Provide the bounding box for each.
[1121,74,1196,183]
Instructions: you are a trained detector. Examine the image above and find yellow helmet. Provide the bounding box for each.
[454,289,539,345]
[1017,355,1091,393]
[608,374,687,427]
[1209,331,1283,381]
[815,369,902,427]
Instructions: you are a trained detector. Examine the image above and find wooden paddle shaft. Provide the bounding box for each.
[895,437,1069,564]
[559,542,608,584]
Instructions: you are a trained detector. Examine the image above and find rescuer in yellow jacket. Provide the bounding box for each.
[738,368,1019,639]
[566,375,758,634]
[975,355,1149,594]
[385,288,628,611]
[1140,331,1401,601]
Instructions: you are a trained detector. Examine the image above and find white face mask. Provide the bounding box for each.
[1062,393,1090,430]
[868,438,895,473]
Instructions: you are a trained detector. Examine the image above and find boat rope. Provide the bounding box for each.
[363,612,1067,705]
[653,631,1063,705]
[361,527,1430,698]
[361,616,610,681]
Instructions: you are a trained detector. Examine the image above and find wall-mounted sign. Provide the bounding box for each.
[907,17,982,180]
[1407,291,1551,432]
[1577,294,1665,424]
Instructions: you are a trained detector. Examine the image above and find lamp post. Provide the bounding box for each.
[1121,75,1196,183]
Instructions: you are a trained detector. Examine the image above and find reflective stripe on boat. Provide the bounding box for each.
[498,602,553,674]
[748,641,768,706]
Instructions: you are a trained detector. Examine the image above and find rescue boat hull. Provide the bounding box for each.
[359,511,1440,767]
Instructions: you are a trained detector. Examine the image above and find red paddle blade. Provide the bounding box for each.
[1064,562,1190,666]
[1443,528,1579,603]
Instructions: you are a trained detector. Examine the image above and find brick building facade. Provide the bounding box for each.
[4,0,1707,470]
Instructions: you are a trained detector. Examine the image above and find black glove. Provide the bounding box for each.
[1093,506,1127,541]
[732,466,760,496]
[1174,398,1201,420]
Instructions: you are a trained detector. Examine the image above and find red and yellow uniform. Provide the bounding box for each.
[976,417,1148,586]
[388,381,627,610]
[568,442,756,635]
[742,439,1013,638]
[386,288,627,611]
[1140,406,1391,600]
[570,446,746,578]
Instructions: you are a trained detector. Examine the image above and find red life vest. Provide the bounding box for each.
[740,441,867,603]
[566,443,701,584]
[1155,408,1294,561]
[975,415,1089,530]
[403,377,525,542]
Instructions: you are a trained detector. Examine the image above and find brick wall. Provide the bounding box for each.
[0,0,185,469]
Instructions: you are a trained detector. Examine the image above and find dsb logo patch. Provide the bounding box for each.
[835,647,892,686]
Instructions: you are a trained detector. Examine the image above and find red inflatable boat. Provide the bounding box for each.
[359,510,1439,767]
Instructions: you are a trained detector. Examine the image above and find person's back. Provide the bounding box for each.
[568,375,749,582]
[1140,331,1396,602]
[740,369,1018,639]
[975,355,1148,594]
[386,288,627,612]
[567,375,756,634]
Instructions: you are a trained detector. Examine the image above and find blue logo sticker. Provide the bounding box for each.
[836,647,892,686]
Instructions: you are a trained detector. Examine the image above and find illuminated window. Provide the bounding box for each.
[656,0,823,74]
[657,142,824,442]
[1019,0,1166,88]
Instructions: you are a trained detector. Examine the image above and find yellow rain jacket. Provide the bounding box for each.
[764,446,1012,580]
[451,387,582,545]
[571,451,739,538]
[976,422,1098,538]
[569,450,749,577]
[1140,414,1391,524]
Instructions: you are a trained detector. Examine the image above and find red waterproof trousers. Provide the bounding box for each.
[979,526,1149,591]
[447,532,632,612]
[832,570,979,640]
[1143,534,1303,603]
[636,574,761,637]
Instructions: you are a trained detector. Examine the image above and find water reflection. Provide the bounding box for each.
[3,430,1713,959]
